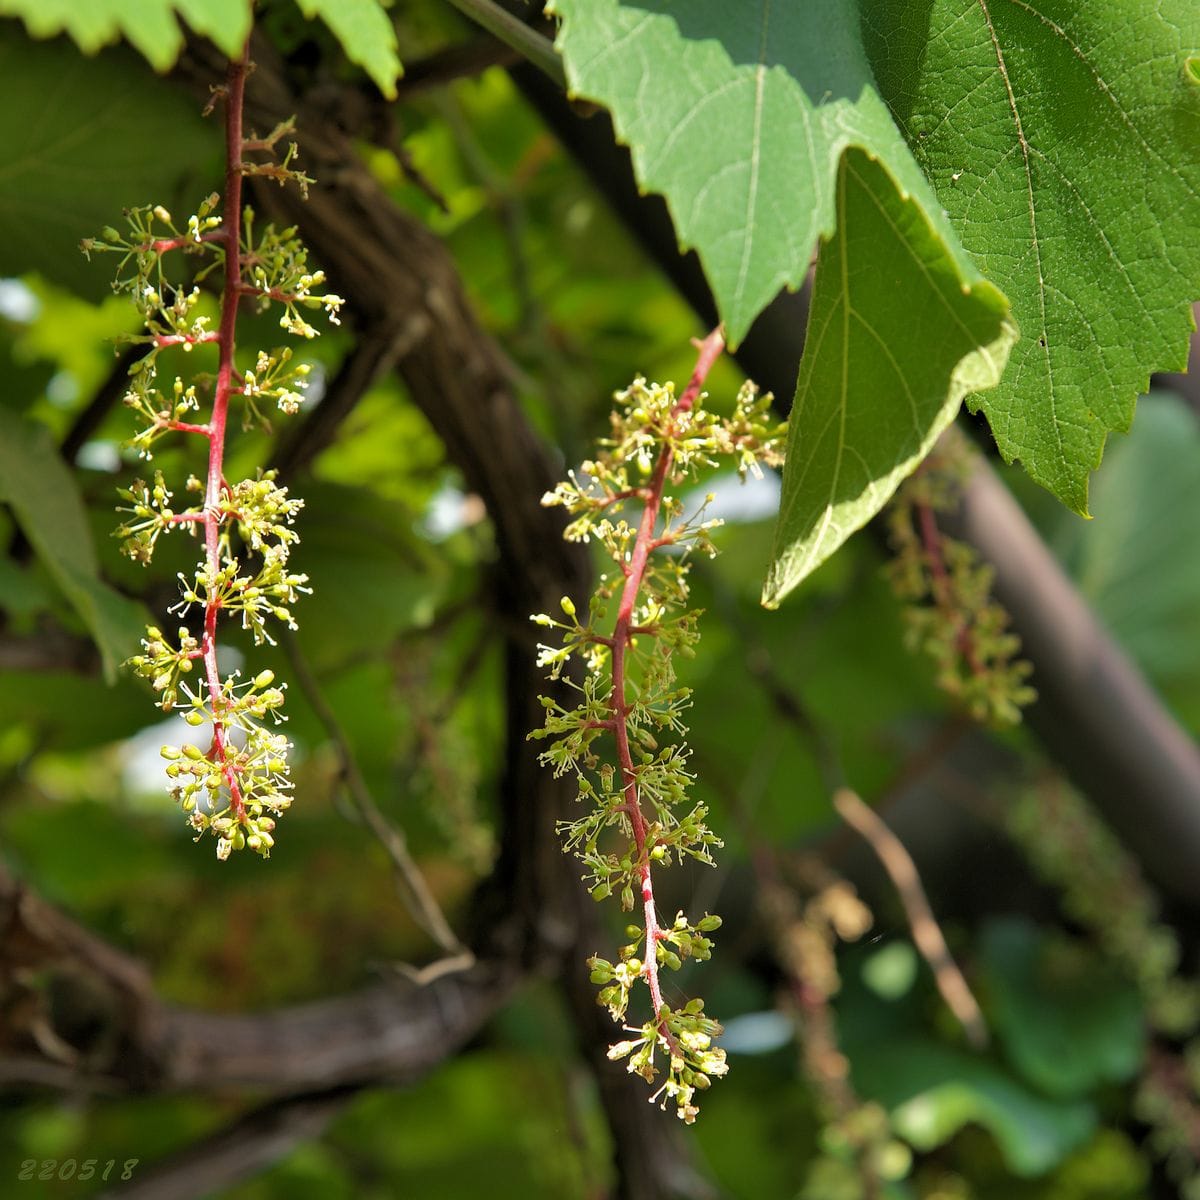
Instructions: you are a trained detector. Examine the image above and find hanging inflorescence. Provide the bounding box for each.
[885,431,1035,727]
[530,329,786,1121]
[82,54,343,860]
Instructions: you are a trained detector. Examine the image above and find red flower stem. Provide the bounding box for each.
[150,232,223,254]
[596,488,644,510]
[916,500,949,597]
[608,326,724,1032]
[200,47,250,821]
[154,332,220,348]
[916,499,984,677]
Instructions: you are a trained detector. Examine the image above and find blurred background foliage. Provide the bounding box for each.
[1,2,1199,1197]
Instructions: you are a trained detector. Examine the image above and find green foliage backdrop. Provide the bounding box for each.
[0,2,1196,1199]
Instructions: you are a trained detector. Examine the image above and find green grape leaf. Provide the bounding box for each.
[852,1037,1095,1177]
[170,0,253,58]
[0,0,251,69]
[0,408,146,681]
[552,1,1200,513]
[979,918,1145,1101]
[0,558,51,617]
[1035,392,1200,725]
[864,2,1200,512]
[0,0,402,95]
[0,29,215,296]
[297,481,448,672]
[549,0,986,348]
[295,0,402,99]
[762,150,1015,607]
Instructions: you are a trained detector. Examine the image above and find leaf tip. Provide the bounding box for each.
[759,564,791,611]
[759,570,778,609]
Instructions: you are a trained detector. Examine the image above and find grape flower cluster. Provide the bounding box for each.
[83,56,342,859]
[530,330,786,1120]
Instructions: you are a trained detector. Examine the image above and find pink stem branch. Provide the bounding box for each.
[608,326,724,1037]
[200,47,250,823]
[150,231,224,254]
[916,500,985,677]
[154,333,220,349]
